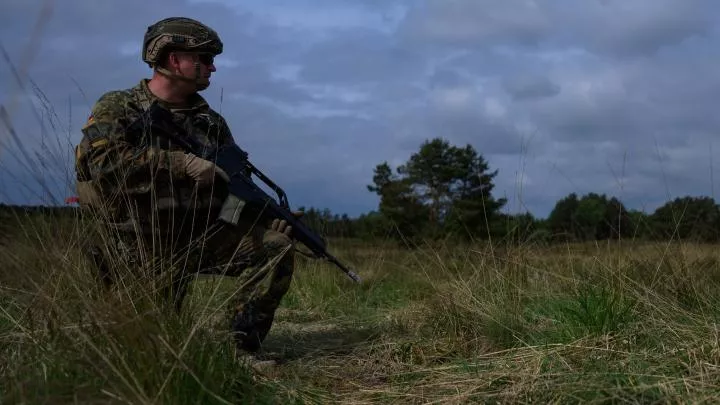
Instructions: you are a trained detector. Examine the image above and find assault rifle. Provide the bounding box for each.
[132,101,361,283]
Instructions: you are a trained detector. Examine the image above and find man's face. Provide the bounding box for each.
[170,51,217,92]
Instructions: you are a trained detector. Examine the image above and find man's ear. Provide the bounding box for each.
[154,50,171,70]
[158,51,181,71]
[166,52,179,69]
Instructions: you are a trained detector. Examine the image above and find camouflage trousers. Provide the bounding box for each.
[89,209,294,353]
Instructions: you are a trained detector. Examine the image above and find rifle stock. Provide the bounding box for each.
[137,102,361,283]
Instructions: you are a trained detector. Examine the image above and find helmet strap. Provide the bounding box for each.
[194,62,207,84]
[155,63,209,88]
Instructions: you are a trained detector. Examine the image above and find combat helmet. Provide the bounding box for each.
[142,17,223,68]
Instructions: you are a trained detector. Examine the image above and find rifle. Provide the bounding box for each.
[131,101,362,283]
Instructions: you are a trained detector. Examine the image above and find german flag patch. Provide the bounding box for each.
[82,114,95,130]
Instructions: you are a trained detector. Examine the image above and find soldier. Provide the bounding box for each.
[73,17,297,365]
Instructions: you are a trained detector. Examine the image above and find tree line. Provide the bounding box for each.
[299,137,720,245]
[3,136,720,245]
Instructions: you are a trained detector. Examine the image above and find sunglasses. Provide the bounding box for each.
[176,52,214,65]
[196,53,215,66]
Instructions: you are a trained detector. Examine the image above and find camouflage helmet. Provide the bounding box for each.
[142,17,223,67]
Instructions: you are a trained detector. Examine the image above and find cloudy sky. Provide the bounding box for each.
[1,0,719,219]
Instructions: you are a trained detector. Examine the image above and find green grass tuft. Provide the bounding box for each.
[4,212,720,403]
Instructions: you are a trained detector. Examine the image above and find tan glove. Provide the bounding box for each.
[270,211,305,237]
[183,153,229,187]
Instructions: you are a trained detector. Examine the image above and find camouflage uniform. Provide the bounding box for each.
[74,18,294,353]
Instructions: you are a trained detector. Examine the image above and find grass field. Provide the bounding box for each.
[2,211,720,404]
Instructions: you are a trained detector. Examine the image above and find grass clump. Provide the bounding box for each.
[4,211,720,403]
[0,212,307,404]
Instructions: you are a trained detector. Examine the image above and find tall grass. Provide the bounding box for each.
[4,208,720,403]
[0,210,312,404]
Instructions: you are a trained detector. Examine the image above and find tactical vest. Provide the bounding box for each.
[74,80,229,223]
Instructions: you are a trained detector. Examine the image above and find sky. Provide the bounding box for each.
[1,0,719,219]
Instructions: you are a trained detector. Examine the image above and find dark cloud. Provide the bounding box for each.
[398,0,718,58]
[2,0,720,218]
[428,68,470,89]
[296,28,427,85]
[503,75,561,101]
[399,0,552,48]
[556,0,718,58]
[224,63,316,104]
[420,95,526,156]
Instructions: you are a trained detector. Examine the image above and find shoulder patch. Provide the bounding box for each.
[82,113,95,130]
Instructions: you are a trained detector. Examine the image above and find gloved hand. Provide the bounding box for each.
[183,153,229,187]
[270,211,305,237]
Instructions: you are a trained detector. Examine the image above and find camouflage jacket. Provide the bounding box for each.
[75,79,235,225]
